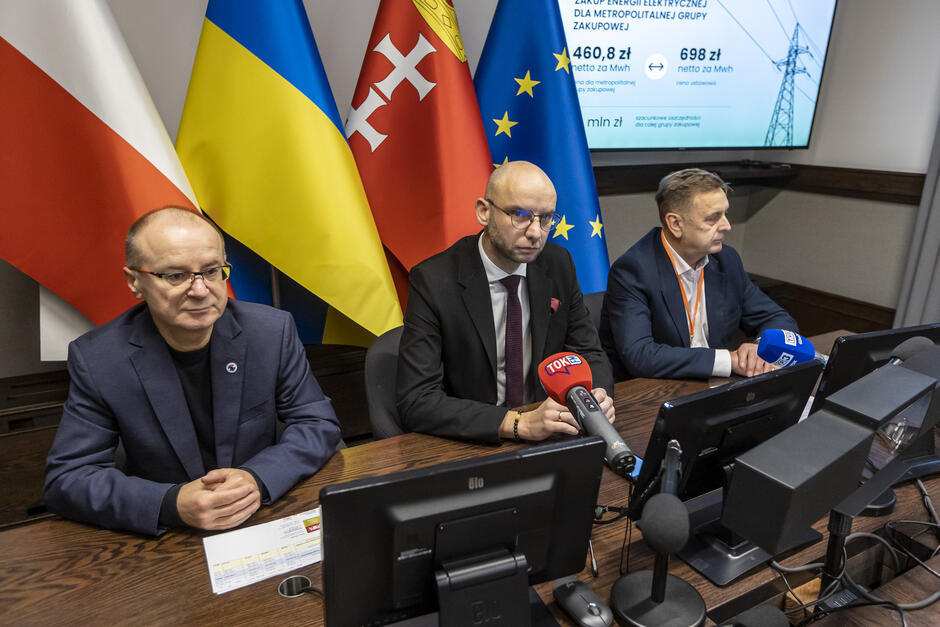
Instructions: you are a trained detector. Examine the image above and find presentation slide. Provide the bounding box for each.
[558,0,837,149]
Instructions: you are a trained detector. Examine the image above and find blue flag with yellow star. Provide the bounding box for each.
[474,0,609,294]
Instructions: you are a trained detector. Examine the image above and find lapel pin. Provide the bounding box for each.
[226,362,238,374]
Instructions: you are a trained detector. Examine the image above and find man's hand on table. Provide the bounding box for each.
[177,468,261,530]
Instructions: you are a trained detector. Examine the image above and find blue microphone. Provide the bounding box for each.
[756,329,827,367]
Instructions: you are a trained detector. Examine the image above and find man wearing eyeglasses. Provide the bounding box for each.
[44,207,341,535]
[397,161,615,443]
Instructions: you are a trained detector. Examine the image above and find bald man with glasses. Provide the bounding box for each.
[397,161,614,443]
[44,207,340,535]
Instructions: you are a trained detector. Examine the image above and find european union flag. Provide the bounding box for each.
[475,0,609,294]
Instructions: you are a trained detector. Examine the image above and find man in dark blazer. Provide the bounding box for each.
[600,168,798,380]
[44,208,340,536]
[397,161,614,443]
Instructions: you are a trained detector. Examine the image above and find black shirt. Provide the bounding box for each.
[158,342,214,529]
[168,343,216,471]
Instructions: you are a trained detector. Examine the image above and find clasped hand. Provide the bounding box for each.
[177,467,261,530]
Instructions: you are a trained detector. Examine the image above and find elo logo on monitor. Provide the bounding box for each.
[544,354,583,376]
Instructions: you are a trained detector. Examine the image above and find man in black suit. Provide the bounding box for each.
[397,161,614,443]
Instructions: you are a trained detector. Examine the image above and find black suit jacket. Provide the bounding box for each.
[397,234,613,442]
[600,227,798,380]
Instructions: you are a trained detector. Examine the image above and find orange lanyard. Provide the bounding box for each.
[661,230,704,341]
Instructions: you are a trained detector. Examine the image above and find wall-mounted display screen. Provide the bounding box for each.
[558,0,838,149]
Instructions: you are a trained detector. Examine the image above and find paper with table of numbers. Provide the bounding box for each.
[202,507,321,594]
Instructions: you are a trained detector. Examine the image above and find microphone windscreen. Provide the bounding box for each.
[537,353,593,404]
[899,344,940,381]
[639,493,689,555]
[756,329,816,367]
[891,336,935,363]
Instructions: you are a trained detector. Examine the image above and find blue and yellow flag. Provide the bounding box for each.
[475,0,609,294]
[176,0,401,344]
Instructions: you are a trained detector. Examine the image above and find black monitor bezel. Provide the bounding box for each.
[629,360,824,519]
[811,323,940,413]
[319,437,606,627]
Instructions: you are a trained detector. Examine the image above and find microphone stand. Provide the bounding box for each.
[610,440,705,627]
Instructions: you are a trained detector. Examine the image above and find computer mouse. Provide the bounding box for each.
[553,578,614,627]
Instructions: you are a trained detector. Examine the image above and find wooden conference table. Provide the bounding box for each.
[2,367,939,625]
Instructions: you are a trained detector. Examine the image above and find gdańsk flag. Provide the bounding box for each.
[0,0,198,332]
[347,0,492,303]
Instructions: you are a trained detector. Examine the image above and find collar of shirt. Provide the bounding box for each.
[662,235,709,277]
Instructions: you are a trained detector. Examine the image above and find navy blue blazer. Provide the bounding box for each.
[44,300,341,535]
[600,227,798,380]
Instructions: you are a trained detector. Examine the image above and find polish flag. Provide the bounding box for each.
[0,0,197,353]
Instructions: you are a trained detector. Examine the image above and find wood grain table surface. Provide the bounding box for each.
[2,339,938,626]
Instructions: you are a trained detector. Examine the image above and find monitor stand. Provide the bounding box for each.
[409,549,560,627]
[678,490,822,587]
[392,589,557,627]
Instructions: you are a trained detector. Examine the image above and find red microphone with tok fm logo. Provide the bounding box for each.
[538,353,636,478]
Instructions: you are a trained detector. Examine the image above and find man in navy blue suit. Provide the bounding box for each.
[600,169,798,380]
[44,207,341,535]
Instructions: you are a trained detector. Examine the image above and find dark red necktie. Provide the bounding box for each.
[500,275,523,408]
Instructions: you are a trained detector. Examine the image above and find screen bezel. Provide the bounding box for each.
[629,360,823,519]
[320,437,606,626]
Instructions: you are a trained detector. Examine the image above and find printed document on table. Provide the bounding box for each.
[203,507,322,594]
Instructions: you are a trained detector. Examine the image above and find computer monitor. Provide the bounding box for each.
[811,323,940,413]
[723,353,940,561]
[629,360,824,586]
[320,438,606,627]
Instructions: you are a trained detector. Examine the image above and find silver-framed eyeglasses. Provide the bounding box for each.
[486,199,557,232]
[128,263,232,287]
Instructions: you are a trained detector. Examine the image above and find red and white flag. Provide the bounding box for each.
[346,0,492,303]
[0,0,197,346]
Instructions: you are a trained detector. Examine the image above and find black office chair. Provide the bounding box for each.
[583,291,605,335]
[364,326,406,439]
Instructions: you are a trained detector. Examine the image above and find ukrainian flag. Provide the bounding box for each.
[475,0,610,294]
[176,0,401,344]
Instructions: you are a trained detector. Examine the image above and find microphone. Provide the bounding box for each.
[640,441,687,558]
[537,353,635,477]
[887,336,934,365]
[756,329,827,367]
[609,438,705,626]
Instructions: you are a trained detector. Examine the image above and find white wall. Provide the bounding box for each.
[744,193,918,308]
[739,0,939,306]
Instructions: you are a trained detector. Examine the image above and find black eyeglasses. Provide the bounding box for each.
[486,199,557,232]
[129,263,232,287]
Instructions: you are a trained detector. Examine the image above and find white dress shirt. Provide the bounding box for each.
[478,235,532,405]
[662,237,731,377]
